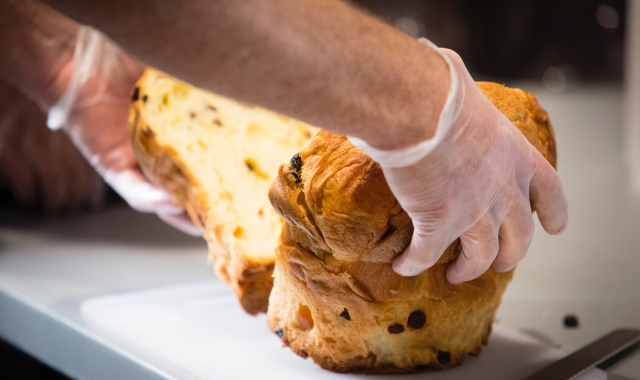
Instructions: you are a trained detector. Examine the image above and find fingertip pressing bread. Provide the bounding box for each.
[129,68,316,314]
[266,82,557,373]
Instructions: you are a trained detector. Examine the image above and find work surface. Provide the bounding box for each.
[1,84,639,379]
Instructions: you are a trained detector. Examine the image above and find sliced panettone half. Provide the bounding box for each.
[128,68,316,314]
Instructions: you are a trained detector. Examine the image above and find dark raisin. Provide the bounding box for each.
[214,119,222,126]
[407,310,426,329]
[388,323,404,334]
[437,351,451,365]
[564,314,579,328]
[142,94,148,103]
[340,308,351,321]
[290,152,302,172]
[275,328,284,338]
[292,172,301,184]
[131,87,140,101]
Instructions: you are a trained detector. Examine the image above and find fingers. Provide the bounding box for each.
[103,167,202,235]
[491,198,535,273]
[530,152,569,234]
[392,230,450,276]
[102,168,175,213]
[158,211,203,237]
[446,216,500,284]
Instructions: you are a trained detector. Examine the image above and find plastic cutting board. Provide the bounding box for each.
[81,281,606,380]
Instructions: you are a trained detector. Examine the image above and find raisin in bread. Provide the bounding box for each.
[129,68,316,314]
[267,82,557,373]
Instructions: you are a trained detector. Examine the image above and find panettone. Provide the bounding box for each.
[129,68,316,314]
[266,82,557,373]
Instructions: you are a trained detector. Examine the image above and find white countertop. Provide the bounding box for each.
[1,83,639,379]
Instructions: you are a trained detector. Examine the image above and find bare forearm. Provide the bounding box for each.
[0,0,78,110]
[44,0,449,149]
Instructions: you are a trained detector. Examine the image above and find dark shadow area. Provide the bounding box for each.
[354,0,625,83]
[0,188,205,249]
[598,342,640,372]
[0,338,71,380]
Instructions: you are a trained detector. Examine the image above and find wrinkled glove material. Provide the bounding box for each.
[350,38,568,283]
[47,26,201,236]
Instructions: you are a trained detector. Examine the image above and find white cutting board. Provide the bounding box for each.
[80,281,606,380]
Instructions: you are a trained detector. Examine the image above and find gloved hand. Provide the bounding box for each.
[47,26,201,236]
[0,79,106,213]
[350,39,568,284]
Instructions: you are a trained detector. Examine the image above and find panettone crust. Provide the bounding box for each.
[267,82,557,373]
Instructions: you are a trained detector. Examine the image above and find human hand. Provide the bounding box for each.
[351,40,568,283]
[0,80,105,213]
[47,26,201,235]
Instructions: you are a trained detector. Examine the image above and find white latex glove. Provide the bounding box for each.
[47,26,201,236]
[350,39,568,284]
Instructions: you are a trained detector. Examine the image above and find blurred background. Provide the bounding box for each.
[354,0,626,87]
[0,1,638,379]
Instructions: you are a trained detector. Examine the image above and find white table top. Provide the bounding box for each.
[1,83,639,379]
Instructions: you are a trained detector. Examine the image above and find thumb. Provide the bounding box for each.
[157,210,203,237]
[392,229,450,276]
[102,168,177,213]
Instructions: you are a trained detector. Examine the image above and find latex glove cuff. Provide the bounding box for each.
[47,26,114,131]
[348,38,460,168]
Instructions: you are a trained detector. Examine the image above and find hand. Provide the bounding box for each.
[0,80,105,213]
[48,26,201,235]
[351,40,568,283]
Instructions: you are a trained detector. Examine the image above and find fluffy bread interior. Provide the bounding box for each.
[130,68,316,313]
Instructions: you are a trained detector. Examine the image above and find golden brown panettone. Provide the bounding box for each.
[267,82,557,373]
[129,68,315,314]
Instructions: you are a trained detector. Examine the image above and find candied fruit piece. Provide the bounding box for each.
[298,304,314,330]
